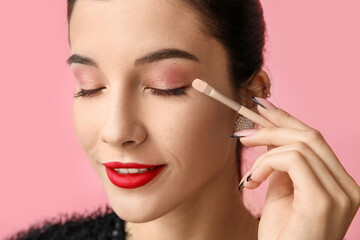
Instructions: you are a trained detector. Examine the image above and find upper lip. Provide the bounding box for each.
[102,161,165,169]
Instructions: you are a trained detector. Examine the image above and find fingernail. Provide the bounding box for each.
[252,97,277,110]
[238,180,245,191]
[246,173,252,182]
[245,167,258,182]
[231,134,246,138]
[232,129,258,138]
[238,167,258,191]
[238,171,249,191]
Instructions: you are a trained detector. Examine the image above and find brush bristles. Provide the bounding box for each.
[192,79,209,93]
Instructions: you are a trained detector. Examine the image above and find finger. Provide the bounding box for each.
[242,142,359,234]
[243,150,330,212]
[243,150,352,238]
[252,97,312,131]
[237,127,360,206]
[243,142,350,213]
[240,127,337,167]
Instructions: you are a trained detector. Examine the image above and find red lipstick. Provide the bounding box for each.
[103,162,166,189]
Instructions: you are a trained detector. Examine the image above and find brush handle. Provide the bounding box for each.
[209,88,241,112]
[238,106,276,128]
[209,87,276,128]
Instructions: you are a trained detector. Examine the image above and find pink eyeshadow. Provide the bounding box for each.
[71,66,101,87]
[145,65,192,89]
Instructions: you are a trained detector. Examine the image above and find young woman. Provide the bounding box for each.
[10,0,360,239]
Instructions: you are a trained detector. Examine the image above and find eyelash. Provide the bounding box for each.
[73,87,188,99]
[148,87,188,97]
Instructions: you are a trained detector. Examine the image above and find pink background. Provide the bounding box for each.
[1,0,359,239]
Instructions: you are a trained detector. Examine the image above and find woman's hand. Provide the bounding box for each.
[234,97,360,240]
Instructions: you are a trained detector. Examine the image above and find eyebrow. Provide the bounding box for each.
[66,48,200,68]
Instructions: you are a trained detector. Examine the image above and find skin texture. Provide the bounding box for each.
[69,0,360,239]
[69,0,265,239]
[236,100,360,240]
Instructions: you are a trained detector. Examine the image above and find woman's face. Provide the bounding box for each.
[70,0,238,222]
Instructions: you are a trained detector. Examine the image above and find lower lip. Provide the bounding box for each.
[104,165,166,189]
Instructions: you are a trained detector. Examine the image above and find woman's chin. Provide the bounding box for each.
[110,202,171,223]
[104,189,175,223]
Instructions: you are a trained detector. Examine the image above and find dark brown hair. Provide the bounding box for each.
[67,0,266,101]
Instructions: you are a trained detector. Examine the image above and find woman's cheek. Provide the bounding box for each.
[151,98,231,172]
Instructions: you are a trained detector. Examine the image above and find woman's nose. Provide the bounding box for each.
[100,91,147,148]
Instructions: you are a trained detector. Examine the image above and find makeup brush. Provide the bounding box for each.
[192,78,275,128]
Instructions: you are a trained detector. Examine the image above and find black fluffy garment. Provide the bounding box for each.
[6,205,127,240]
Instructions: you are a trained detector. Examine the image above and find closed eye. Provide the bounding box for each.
[73,87,188,99]
[73,87,106,98]
[147,87,188,97]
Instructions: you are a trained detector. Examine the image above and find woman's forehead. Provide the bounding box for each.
[69,0,202,40]
[68,0,221,71]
